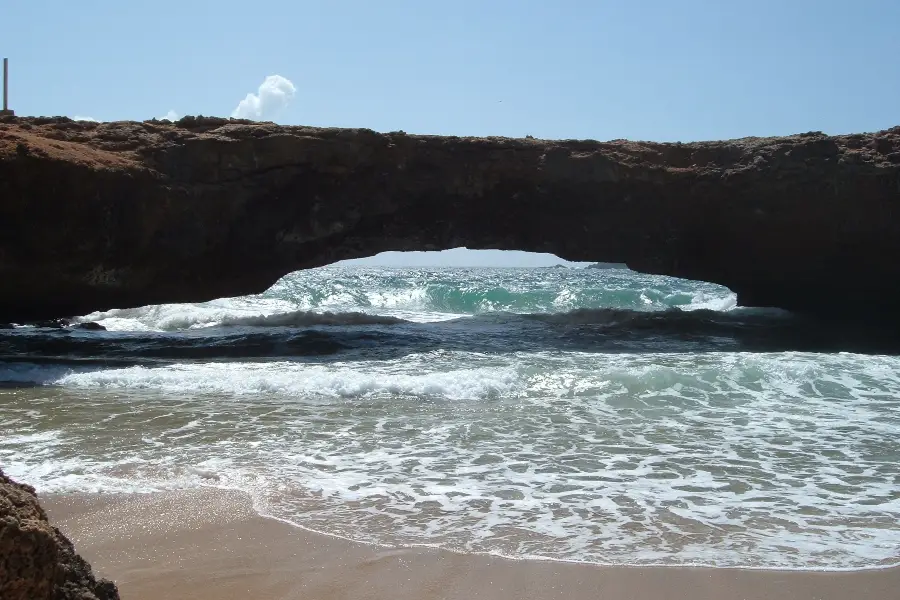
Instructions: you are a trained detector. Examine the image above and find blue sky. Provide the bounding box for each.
[4,0,898,142]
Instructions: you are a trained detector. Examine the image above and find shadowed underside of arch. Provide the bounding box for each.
[1,115,899,323]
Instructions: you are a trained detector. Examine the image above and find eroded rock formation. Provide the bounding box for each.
[1,115,899,322]
[0,469,119,600]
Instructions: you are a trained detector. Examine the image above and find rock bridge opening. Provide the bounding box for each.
[0,116,898,323]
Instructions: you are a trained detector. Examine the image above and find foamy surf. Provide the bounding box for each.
[3,266,899,571]
[72,266,738,332]
[3,349,900,570]
[50,357,522,400]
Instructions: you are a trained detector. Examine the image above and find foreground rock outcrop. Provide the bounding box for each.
[0,469,119,600]
[1,115,899,322]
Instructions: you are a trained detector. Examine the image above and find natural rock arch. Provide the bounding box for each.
[1,116,898,322]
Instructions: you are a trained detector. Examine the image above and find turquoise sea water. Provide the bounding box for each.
[1,266,898,569]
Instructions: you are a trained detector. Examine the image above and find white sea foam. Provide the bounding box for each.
[73,266,738,332]
[680,290,738,311]
[74,291,454,331]
[52,359,522,400]
[75,297,299,331]
[3,350,899,570]
[8,268,891,570]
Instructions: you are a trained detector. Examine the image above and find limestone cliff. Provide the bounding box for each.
[1,115,899,322]
[0,469,119,600]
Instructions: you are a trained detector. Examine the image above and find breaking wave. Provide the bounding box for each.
[216,310,408,327]
[71,266,738,332]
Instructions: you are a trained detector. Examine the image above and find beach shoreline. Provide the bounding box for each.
[42,488,900,600]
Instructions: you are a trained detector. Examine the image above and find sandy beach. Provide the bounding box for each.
[42,489,900,600]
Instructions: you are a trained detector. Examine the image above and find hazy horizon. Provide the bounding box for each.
[337,249,593,268]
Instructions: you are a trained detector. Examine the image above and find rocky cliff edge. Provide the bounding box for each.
[0,469,119,600]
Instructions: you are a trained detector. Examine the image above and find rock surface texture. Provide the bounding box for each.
[1,115,899,322]
[0,469,119,600]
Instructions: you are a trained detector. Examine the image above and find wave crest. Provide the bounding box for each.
[217,311,408,327]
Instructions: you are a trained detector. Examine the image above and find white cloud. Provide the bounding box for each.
[70,76,294,124]
[231,75,296,121]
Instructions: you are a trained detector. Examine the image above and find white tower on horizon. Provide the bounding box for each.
[1,58,14,116]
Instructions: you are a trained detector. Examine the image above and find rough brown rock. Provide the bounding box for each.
[0,115,899,322]
[0,469,119,600]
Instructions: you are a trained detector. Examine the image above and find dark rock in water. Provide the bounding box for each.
[71,321,106,331]
[0,117,899,323]
[587,262,628,270]
[33,319,68,329]
[0,469,120,600]
[34,319,69,329]
[0,323,14,329]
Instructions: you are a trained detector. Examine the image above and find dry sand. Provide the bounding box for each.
[43,489,899,600]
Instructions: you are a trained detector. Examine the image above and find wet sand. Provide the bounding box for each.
[43,489,900,600]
